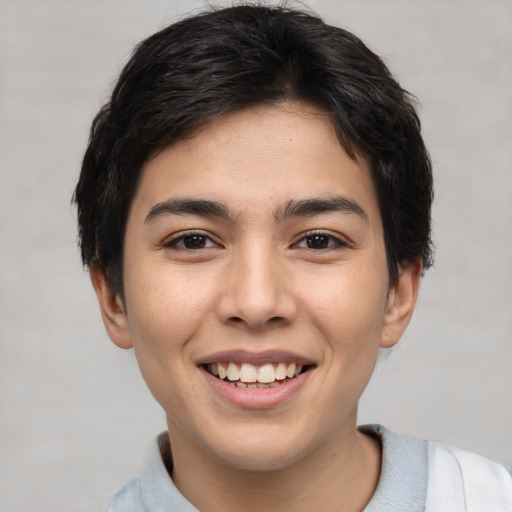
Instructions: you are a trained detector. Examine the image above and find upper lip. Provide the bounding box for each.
[196,349,316,366]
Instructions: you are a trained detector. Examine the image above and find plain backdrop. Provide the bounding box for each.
[1,1,511,510]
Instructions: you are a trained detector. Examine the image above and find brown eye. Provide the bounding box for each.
[163,232,216,250]
[182,235,208,249]
[295,232,348,251]
[306,234,331,249]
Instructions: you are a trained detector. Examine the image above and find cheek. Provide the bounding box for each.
[123,260,218,358]
[121,266,210,411]
[302,267,388,407]
[301,265,389,346]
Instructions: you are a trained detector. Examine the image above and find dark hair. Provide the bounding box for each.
[74,3,433,294]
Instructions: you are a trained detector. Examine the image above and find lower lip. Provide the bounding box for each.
[200,367,312,409]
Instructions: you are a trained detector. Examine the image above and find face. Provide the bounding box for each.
[93,103,419,472]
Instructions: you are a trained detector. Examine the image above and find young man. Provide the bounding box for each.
[74,5,512,511]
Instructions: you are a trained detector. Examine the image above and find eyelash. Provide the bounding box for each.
[162,230,348,251]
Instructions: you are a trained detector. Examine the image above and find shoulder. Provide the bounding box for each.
[104,474,146,512]
[103,433,199,512]
[426,441,512,511]
[361,425,512,511]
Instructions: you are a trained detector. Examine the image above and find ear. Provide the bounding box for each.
[380,260,422,349]
[89,265,133,349]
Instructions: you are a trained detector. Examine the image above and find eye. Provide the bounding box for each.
[295,232,348,250]
[163,232,216,250]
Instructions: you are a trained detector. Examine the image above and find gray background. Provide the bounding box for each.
[1,1,511,510]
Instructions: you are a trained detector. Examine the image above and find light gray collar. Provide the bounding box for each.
[360,424,428,512]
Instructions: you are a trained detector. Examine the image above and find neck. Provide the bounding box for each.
[166,415,381,512]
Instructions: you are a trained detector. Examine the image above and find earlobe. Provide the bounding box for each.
[380,261,422,349]
[89,265,133,349]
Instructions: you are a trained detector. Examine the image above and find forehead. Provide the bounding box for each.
[131,103,381,225]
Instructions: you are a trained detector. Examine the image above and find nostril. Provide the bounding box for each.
[227,316,244,324]
[227,315,289,329]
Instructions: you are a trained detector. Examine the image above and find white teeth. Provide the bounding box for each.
[208,361,307,384]
[257,363,276,383]
[275,362,287,380]
[239,363,258,383]
[218,363,227,380]
[227,362,240,381]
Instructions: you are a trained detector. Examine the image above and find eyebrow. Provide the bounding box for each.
[274,196,368,223]
[145,198,232,223]
[144,195,368,224]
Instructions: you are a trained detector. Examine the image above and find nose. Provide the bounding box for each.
[216,243,298,330]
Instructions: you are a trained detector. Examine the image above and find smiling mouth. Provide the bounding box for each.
[204,362,312,389]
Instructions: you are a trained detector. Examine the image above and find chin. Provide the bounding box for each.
[202,422,320,472]
[216,443,305,472]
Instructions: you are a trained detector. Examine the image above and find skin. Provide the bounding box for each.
[91,102,421,512]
